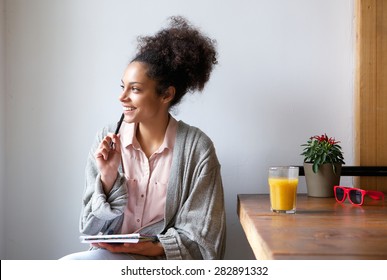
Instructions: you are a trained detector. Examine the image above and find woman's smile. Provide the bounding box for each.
[123,106,137,112]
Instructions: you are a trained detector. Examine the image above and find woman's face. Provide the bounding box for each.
[119,62,167,124]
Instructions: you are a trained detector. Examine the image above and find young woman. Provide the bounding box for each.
[62,16,226,260]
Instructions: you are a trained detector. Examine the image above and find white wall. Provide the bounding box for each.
[3,0,355,259]
[0,0,6,260]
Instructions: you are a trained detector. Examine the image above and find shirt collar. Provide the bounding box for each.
[121,115,178,153]
[121,121,140,150]
[160,116,177,151]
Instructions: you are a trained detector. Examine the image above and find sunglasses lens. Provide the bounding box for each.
[335,187,345,201]
[349,190,362,204]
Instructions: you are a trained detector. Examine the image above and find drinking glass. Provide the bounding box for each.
[268,166,299,214]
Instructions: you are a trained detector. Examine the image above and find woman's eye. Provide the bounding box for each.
[132,87,140,92]
[120,85,125,90]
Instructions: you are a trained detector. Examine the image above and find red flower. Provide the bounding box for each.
[311,133,340,145]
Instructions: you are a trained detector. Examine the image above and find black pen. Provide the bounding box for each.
[110,113,124,149]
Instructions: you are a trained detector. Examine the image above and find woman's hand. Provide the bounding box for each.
[94,133,122,193]
[93,241,165,257]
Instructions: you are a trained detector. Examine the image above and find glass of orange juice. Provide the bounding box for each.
[268,166,299,214]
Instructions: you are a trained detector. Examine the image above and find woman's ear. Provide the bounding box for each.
[162,86,176,104]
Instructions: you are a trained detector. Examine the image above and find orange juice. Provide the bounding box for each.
[268,177,298,211]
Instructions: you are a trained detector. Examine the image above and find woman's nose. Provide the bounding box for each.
[119,90,130,102]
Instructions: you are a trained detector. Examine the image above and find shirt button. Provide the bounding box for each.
[141,194,144,198]
[137,219,140,223]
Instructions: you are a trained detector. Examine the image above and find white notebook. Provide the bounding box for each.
[80,233,158,243]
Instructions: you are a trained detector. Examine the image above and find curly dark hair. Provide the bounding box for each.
[131,16,218,108]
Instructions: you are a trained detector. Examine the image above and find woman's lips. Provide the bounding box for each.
[123,106,136,112]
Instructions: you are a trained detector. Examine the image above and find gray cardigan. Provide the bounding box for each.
[80,120,226,260]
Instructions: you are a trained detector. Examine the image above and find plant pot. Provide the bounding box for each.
[303,162,342,197]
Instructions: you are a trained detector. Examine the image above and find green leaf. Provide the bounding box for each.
[312,163,319,173]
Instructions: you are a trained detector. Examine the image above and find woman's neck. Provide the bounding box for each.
[136,114,170,158]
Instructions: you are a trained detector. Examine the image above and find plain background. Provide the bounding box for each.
[0,0,355,259]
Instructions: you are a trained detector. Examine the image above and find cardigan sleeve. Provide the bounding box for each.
[157,125,226,260]
[158,167,226,259]
[79,126,128,235]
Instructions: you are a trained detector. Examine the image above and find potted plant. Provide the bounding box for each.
[301,134,345,197]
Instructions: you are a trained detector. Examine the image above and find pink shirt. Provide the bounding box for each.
[119,116,177,234]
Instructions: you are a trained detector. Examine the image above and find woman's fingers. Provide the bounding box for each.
[95,135,116,160]
[111,134,121,152]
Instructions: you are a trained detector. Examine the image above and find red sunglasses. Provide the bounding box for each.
[334,186,385,205]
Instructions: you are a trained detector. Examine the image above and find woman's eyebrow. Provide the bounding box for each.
[121,79,144,85]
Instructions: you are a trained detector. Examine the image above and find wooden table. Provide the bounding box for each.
[237,194,387,260]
